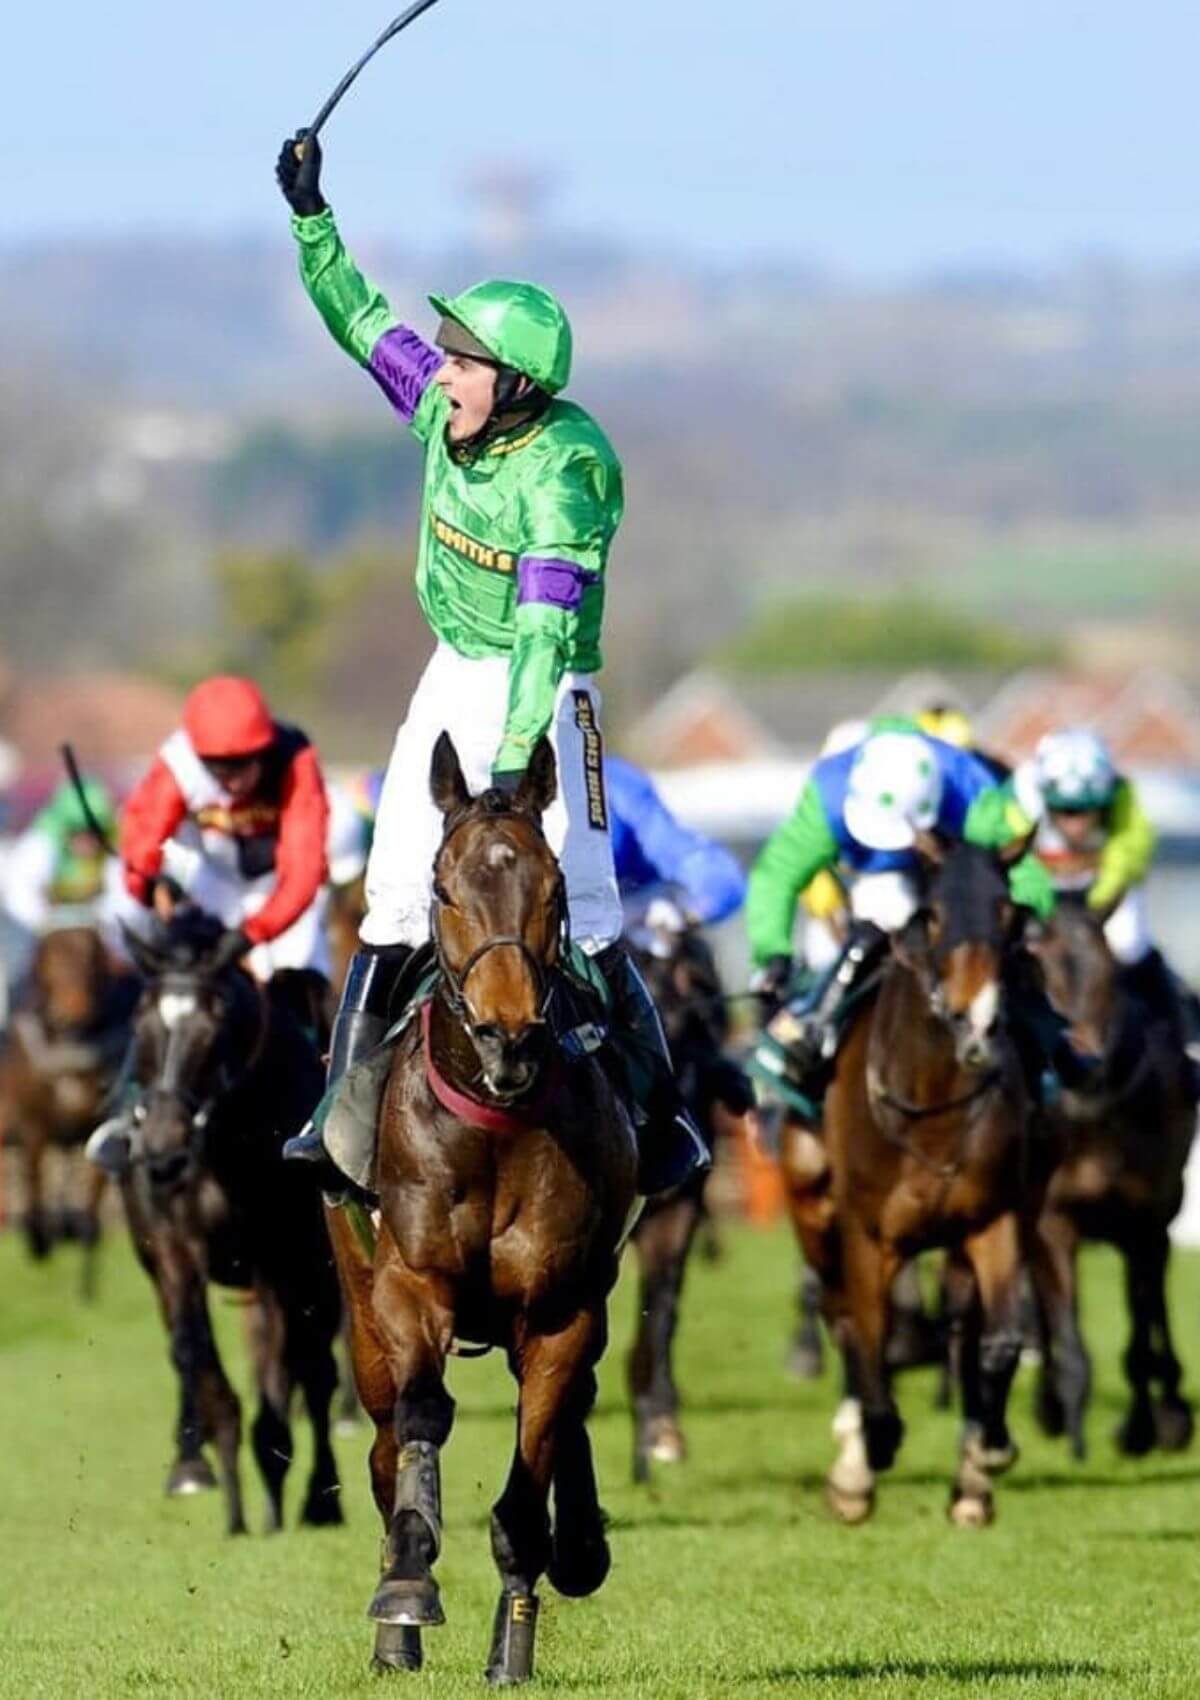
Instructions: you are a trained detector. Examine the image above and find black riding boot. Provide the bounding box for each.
[786,921,888,1077]
[283,944,412,1184]
[596,942,710,1198]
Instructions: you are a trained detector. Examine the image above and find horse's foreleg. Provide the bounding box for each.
[1142,1228,1194,1450]
[366,1259,454,1645]
[826,1226,899,1525]
[1029,1209,1089,1458]
[290,1291,344,1528]
[164,1273,245,1534]
[489,1308,601,1686]
[629,1194,700,1482]
[953,1212,1022,1527]
[21,1120,51,1261]
[550,1357,610,1601]
[245,1291,293,1533]
[789,1262,826,1382]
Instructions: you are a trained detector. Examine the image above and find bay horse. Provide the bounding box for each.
[626,918,750,1481]
[328,733,637,1684]
[118,909,342,1535]
[790,837,1037,1526]
[0,922,135,1292]
[1027,897,1195,1459]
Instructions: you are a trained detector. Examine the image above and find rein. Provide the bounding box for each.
[868,1063,1002,1180]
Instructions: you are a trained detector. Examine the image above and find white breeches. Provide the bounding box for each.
[116,854,330,980]
[1103,884,1152,965]
[362,644,622,954]
[850,869,920,934]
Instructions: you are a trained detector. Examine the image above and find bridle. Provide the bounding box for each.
[129,969,270,1173]
[429,804,568,1028]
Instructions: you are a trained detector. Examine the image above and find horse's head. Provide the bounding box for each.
[1025,892,1118,1060]
[895,836,1027,1072]
[33,925,108,1033]
[122,909,257,1190]
[429,732,565,1102]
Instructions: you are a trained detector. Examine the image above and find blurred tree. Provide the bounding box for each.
[718,593,1061,675]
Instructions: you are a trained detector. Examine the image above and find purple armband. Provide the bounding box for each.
[368,326,442,422]
[517,557,597,612]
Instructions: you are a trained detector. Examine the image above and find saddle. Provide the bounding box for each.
[321,944,615,1197]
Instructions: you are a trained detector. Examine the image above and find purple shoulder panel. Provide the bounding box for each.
[517,556,597,613]
[367,325,443,422]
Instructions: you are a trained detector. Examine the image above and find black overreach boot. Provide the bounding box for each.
[283,944,412,1180]
[596,942,710,1198]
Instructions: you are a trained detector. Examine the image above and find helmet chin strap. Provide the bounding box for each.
[451,371,550,458]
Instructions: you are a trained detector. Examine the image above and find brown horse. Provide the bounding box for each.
[328,733,637,1684]
[1027,897,1195,1460]
[626,921,751,1481]
[119,909,342,1535]
[787,838,1037,1526]
[0,924,134,1291]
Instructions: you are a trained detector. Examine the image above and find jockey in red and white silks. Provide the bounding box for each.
[118,677,331,980]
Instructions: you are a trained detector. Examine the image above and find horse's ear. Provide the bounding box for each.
[120,921,163,981]
[998,827,1036,867]
[429,731,471,817]
[514,737,558,821]
[913,829,946,868]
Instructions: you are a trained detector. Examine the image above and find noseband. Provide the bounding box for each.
[430,803,567,1027]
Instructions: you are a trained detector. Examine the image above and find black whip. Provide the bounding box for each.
[59,743,117,858]
[307,0,447,141]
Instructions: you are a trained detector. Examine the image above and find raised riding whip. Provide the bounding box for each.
[305,0,448,143]
[59,743,117,859]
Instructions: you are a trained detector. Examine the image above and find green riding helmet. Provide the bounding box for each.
[429,280,573,394]
[40,778,116,843]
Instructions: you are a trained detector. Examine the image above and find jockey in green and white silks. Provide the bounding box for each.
[2,780,121,939]
[274,130,705,1198]
[1012,728,1192,1046]
[745,720,1079,1100]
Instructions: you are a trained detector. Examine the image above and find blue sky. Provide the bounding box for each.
[11,1,1196,273]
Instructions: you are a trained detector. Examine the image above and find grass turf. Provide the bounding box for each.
[0,1222,1198,1699]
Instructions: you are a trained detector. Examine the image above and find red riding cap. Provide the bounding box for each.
[182,676,276,760]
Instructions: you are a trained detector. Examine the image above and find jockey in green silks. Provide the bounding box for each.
[274,130,706,1200]
[2,779,118,939]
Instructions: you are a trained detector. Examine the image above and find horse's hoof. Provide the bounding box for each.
[1115,1407,1156,1457]
[825,1481,874,1524]
[368,1576,445,1628]
[1154,1399,1194,1452]
[645,1415,686,1465]
[549,1525,611,1598]
[301,1489,345,1527]
[372,1623,422,1673]
[949,1492,994,1529]
[166,1457,217,1497]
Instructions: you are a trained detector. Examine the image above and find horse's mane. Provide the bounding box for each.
[157,908,227,970]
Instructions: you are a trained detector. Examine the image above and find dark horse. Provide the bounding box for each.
[328,734,637,1684]
[119,910,342,1535]
[787,838,1037,1526]
[0,924,135,1292]
[1027,897,1195,1460]
[626,918,750,1481]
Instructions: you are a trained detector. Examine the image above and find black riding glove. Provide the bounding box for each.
[210,928,253,974]
[753,953,794,1012]
[490,769,524,797]
[275,129,327,217]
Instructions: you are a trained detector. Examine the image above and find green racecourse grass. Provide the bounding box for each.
[1,1225,1199,1700]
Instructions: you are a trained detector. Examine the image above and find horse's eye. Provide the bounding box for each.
[433,880,453,907]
